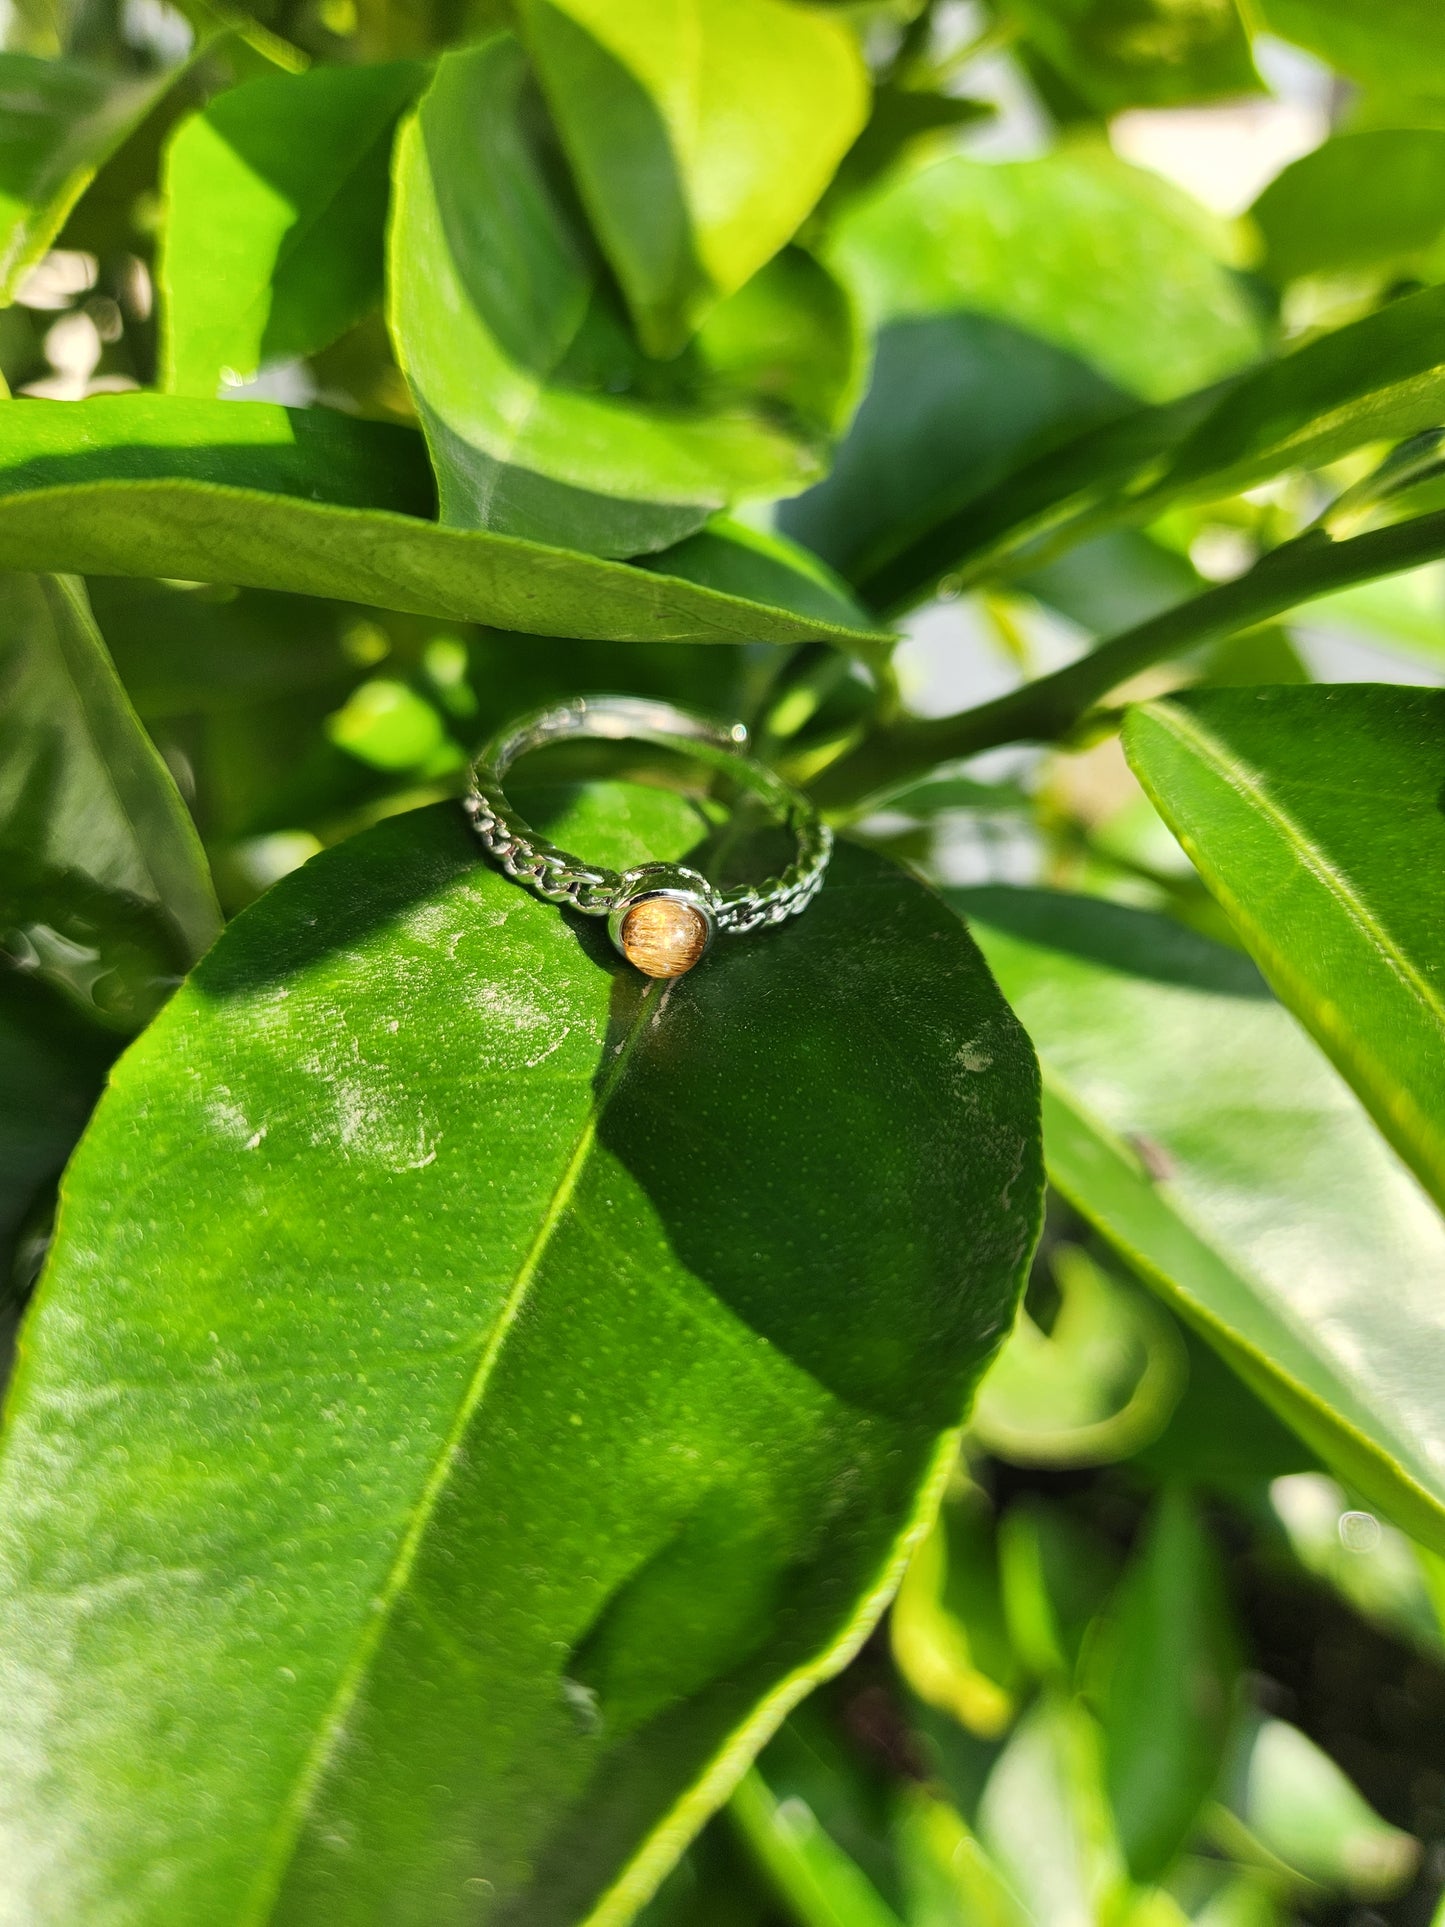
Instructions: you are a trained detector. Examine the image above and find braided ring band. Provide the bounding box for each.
[464,695,833,978]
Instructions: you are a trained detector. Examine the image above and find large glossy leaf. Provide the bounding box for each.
[1012,0,1260,111]
[0,397,886,646]
[0,571,219,1022]
[0,51,177,299]
[1251,130,1445,286]
[161,61,425,396]
[854,281,1445,614]
[1123,687,1445,1213]
[388,35,857,558]
[957,886,1445,1553]
[0,784,1042,1924]
[517,0,868,358]
[1256,0,1445,94]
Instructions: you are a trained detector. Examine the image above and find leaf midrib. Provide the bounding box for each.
[1142,702,1445,1034]
[236,972,661,1924]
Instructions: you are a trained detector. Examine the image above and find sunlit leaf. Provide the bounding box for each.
[891,1484,1020,1739]
[1251,128,1445,286]
[1211,1716,1420,1901]
[1124,687,1445,1212]
[0,51,178,300]
[1255,0,1445,95]
[856,282,1445,614]
[829,147,1261,405]
[894,1788,1031,1927]
[161,61,424,396]
[517,0,868,357]
[0,397,888,647]
[0,786,1041,1923]
[388,35,859,557]
[730,1766,904,1927]
[977,1696,1126,1927]
[960,886,1445,1553]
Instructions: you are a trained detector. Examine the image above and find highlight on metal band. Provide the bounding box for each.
[464,696,833,978]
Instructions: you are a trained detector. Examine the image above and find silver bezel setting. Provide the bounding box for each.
[606,865,718,965]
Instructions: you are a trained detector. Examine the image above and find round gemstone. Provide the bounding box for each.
[619,897,709,978]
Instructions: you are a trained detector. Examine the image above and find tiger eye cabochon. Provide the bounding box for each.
[618,897,711,978]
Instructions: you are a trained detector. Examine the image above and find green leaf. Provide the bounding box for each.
[0,397,889,647]
[1122,687,1445,1212]
[0,51,177,300]
[516,0,868,358]
[855,281,1445,615]
[0,392,435,509]
[160,60,424,397]
[0,786,1041,1924]
[977,1696,1126,1927]
[1135,1322,1317,1489]
[1251,129,1445,286]
[0,572,220,1023]
[84,576,369,717]
[1212,1716,1420,1900]
[388,35,858,558]
[972,1242,1187,1467]
[824,84,992,212]
[0,967,116,1281]
[1095,1489,1239,1882]
[996,1498,1119,1683]
[1255,0,1445,96]
[751,1706,902,1909]
[1161,282,1445,502]
[730,1767,904,1927]
[634,517,874,639]
[780,312,1126,583]
[1012,0,1260,113]
[958,886,1445,1554]
[891,1484,1020,1739]
[893,1789,1031,1927]
[828,148,1261,405]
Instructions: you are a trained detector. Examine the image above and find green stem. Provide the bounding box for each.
[813,511,1445,812]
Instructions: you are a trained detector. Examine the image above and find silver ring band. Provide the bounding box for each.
[464,696,833,976]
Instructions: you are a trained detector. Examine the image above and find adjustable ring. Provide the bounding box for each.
[463,695,833,978]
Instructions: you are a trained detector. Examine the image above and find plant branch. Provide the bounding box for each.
[813,510,1445,812]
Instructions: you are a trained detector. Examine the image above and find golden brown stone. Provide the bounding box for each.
[620,897,710,978]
